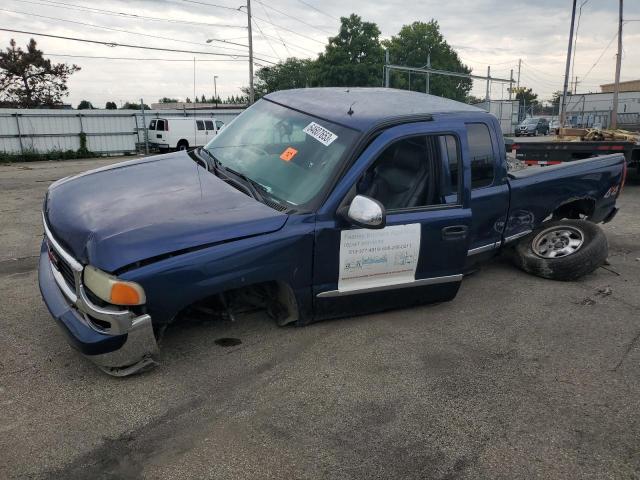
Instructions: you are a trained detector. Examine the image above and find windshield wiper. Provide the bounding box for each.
[198,148,289,209]
[221,165,266,201]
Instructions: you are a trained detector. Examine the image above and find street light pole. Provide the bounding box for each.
[214,75,218,107]
[246,0,254,104]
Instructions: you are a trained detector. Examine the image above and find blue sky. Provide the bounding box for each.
[1,0,638,106]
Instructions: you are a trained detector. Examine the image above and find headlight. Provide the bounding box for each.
[83,266,146,306]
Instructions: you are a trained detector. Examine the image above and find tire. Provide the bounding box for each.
[176,140,189,151]
[511,219,608,281]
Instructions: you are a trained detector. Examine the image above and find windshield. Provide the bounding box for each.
[522,118,538,125]
[203,100,358,208]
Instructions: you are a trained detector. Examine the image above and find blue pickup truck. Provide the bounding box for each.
[39,88,627,375]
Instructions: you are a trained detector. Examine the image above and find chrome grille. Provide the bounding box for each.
[47,239,76,291]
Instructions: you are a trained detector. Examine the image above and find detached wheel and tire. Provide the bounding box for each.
[512,220,608,281]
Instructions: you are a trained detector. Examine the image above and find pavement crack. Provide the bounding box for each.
[612,329,640,371]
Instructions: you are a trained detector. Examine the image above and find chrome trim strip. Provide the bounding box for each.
[77,286,135,334]
[467,242,499,256]
[503,229,533,243]
[50,264,78,303]
[316,274,463,298]
[42,212,83,272]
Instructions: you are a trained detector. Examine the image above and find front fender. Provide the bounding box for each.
[119,215,316,325]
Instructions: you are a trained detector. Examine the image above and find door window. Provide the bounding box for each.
[156,119,165,131]
[357,134,460,211]
[196,120,205,131]
[466,123,495,188]
[205,120,214,130]
[148,119,156,130]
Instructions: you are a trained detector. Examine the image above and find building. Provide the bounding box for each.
[600,79,640,93]
[564,91,640,130]
[150,102,247,110]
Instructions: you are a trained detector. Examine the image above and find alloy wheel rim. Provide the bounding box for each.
[531,226,585,259]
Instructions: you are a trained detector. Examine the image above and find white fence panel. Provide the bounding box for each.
[0,107,244,156]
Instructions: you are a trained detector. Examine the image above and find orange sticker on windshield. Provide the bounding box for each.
[280,147,298,162]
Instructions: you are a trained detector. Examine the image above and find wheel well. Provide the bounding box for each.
[552,198,596,220]
[177,139,189,148]
[176,281,299,327]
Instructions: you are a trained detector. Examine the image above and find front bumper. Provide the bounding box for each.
[38,240,159,376]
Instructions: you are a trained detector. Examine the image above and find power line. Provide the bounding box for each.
[258,2,291,56]
[175,0,243,13]
[255,0,334,35]
[46,53,248,62]
[295,0,339,21]
[0,8,258,56]
[580,31,618,82]
[251,13,327,44]
[0,27,277,64]
[10,0,247,29]
[252,18,281,61]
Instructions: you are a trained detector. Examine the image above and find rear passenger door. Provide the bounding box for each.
[465,121,510,261]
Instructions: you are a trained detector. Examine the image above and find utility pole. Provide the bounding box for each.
[509,69,514,101]
[516,58,521,90]
[384,49,390,88]
[560,0,578,129]
[612,0,623,129]
[485,66,491,102]
[246,0,254,104]
[426,51,431,94]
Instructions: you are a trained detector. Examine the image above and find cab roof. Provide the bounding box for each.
[264,87,486,132]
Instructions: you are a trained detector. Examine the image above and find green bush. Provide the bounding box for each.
[0,141,97,163]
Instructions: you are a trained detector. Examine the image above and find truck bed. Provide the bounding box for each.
[505,154,626,238]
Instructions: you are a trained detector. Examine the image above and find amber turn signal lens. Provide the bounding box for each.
[110,282,142,306]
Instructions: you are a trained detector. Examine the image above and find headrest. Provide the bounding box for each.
[391,139,424,170]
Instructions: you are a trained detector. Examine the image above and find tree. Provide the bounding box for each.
[383,20,471,101]
[250,58,316,98]
[315,14,384,87]
[105,101,117,109]
[77,100,93,110]
[465,95,485,105]
[0,38,80,107]
[158,97,179,104]
[513,86,539,106]
[121,101,149,110]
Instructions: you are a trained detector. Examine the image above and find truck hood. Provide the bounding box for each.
[45,151,288,272]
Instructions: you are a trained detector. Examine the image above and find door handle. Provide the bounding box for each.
[442,225,468,241]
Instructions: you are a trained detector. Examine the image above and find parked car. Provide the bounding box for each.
[148,117,225,151]
[39,88,626,375]
[549,119,560,135]
[515,117,549,136]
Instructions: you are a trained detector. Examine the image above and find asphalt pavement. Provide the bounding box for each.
[0,156,639,479]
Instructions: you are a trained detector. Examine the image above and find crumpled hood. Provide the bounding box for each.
[45,151,288,272]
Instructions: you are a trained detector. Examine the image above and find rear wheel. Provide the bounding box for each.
[177,140,189,151]
[511,220,608,281]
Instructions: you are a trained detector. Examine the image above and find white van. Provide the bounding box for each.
[148,117,225,151]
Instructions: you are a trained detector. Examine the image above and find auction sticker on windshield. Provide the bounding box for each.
[303,122,338,146]
[338,224,421,293]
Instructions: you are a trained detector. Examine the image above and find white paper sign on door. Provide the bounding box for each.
[338,223,421,293]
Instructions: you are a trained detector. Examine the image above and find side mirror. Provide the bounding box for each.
[342,195,386,229]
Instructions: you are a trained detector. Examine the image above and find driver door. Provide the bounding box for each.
[312,122,473,320]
